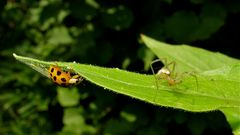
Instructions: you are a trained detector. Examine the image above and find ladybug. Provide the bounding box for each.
[48,65,83,87]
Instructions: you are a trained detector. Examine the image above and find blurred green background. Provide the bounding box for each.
[1,0,240,134]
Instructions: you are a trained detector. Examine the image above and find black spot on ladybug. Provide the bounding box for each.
[50,73,52,77]
[53,76,57,81]
[61,78,67,82]
[70,72,76,76]
[66,71,70,75]
[51,68,54,73]
[57,71,61,76]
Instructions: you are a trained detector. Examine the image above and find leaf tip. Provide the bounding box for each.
[13,53,20,61]
[13,53,17,57]
[140,33,146,39]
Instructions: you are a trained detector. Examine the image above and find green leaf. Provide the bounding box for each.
[47,26,73,45]
[140,34,239,72]
[57,87,80,107]
[13,53,51,78]
[221,108,240,135]
[62,108,96,134]
[140,35,240,135]
[63,108,84,126]
[13,53,240,112]
[164,11,199,42]
[13,34,240,134]
[195,3,226,40]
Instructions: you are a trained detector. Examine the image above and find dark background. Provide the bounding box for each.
[0,0,239,134]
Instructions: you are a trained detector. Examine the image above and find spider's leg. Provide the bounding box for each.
[181,72,199,92]
[165,61,176,78]
[159,57,168,66]
[151,59,163,67]
[150,60,161,103]
[189,72,198,92]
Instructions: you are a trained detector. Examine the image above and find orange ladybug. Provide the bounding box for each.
[48,65,83,87]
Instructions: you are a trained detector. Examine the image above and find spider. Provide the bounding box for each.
[150,58,198,101]
[150,58,181,86]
